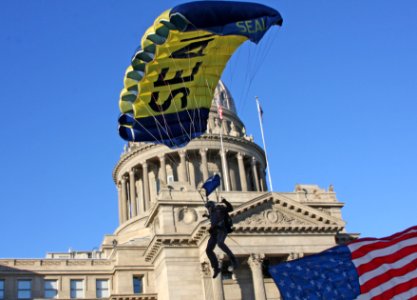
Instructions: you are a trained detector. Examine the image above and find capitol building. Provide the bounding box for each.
[0,81,355,300]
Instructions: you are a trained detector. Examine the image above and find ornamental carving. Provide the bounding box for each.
[178,207,198,224]
[201,261,211,276]
[239,208,307,226]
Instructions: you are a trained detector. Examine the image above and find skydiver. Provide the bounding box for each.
[204,198,238,278]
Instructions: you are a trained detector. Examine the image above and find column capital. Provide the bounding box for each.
[158,155,165,161]
[251,156,258,165]
[248,253,265,269]
[199,148,208,155]
[179,149,187,157]
[237,152,245,160]
[141,161,148,168]
[287,252,304,261]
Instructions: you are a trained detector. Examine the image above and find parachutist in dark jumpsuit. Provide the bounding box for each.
[205,199,238,278]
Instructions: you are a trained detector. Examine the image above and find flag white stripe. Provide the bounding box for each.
[348,229,417,252]
[357,266,417,299]
[392,285,417,300]
[351,237,417,268]
[358,251,417,286]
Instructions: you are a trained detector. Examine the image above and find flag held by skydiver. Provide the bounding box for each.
[202,174,221,197]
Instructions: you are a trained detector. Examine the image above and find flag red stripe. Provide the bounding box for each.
[372,276,417,300]
[349,226,417,247]
[361,256,417,293]
[357,244,417,275]
[351,231,417,260]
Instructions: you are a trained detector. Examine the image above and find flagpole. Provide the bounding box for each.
[216,98,230,192]
[256,96,274,191]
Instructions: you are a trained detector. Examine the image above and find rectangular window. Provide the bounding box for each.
[0,279,4,299]
[133,276,143,294]
[96,279,109,298]
[167,175,174,184]
[44,279,58,299]
[70,279,84,299]
[17,280,31,299]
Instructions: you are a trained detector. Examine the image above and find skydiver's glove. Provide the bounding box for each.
[221,198,233,212]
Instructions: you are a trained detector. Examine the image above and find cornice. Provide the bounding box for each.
[112,134,266,183]
[144,234,199,263]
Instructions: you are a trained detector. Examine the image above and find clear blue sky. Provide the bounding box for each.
[0,0,416,258]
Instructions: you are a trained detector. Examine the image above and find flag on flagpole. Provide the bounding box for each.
[257,101,264,122]
[269,226,417,300]
[202,174,221,197]
[216,98,223,120]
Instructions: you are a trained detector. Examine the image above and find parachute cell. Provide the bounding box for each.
[118,1,283,148]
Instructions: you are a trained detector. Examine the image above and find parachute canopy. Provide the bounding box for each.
[118,1,283,148]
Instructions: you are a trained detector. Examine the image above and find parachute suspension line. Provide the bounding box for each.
[249,28,279,84]
[140,96,182,149]
[136,99,192,173]
[123,115,180,170]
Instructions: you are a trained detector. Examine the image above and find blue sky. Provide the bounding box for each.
[0,0,416,258]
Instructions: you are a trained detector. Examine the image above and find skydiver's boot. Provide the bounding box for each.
[212,267,221,278]
[231,257,239,269]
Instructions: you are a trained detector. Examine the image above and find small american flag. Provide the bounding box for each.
[216,98,223,120]
[269,226,417,299]
[258,102,263,122]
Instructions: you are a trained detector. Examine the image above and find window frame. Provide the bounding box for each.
[96,279,110,298]
[70,279,84,299]
[133,275,143,294]
[0,279,4,299]
[17,279,32,300]
[44,279,58,299]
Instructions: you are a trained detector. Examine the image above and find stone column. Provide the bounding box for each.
[229,161,238,191]
[117,184,123,225]
[121,176,128,222]
[251,157,260,192]
[237,152,248,192]
[189,160,196,188]
[212,257,225,300]
[159,155,167,185]
[142,162,150,211]
[129,169,138,217]
[201,262,214,300]
[220,149,230,191]
[259,165,267,192]
[200,148,209,182]
[179,150,187,183]
[248,253,267,300]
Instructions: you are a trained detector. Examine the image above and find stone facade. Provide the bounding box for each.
[0,81,356,300]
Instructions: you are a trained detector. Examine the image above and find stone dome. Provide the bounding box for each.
[211,80,237,115]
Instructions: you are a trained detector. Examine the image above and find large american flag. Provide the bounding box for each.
[269,226,417,299]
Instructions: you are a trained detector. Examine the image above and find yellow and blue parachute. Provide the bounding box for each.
[118,1,283,148]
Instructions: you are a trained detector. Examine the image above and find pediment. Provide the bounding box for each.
[230,192,345,233]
